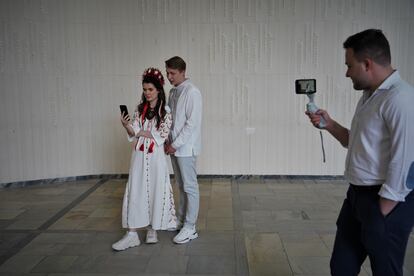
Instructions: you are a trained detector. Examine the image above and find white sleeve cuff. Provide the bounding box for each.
[379,184,406,202]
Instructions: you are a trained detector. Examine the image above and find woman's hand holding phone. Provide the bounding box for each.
[120,114,130,127]
[119,105,130,127]
[119,105,135,137]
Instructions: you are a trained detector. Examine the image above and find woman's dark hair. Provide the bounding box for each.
[343,29,391,66]
[138,75,166,129]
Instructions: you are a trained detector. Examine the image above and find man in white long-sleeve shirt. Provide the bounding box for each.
[164,56,202,244]
[306,29,414,276]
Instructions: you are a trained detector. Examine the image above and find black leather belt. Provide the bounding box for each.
[350,183,381,191]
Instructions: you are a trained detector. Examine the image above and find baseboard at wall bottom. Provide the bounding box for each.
[0,174,128,189]
[1,174,345,189]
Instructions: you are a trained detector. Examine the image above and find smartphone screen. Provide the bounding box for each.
[295,79,316,94]
[119,105,129,117]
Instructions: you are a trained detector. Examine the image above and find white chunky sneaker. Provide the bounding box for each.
[167,221,183,232]
[173,226,198,244]
[145,229,158,244]
[112,231,140,251]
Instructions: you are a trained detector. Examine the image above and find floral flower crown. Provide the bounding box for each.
[142,67,165,86]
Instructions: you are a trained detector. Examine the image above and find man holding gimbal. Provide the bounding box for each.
[306,29,414,276]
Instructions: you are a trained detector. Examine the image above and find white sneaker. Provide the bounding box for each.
[167,221,183,231]
[112,232,140,251]
[146,229,158,244]
[173,226,198,244]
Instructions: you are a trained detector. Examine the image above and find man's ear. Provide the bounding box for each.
[363,58,373,72]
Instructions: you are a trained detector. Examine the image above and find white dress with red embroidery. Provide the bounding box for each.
[121,106,177,230]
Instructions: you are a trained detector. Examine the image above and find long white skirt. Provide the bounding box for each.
[122,146,177,230]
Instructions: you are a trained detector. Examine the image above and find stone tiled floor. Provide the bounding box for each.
[0,177,413,276]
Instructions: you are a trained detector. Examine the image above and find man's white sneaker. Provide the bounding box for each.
[146,229,158,244]
[173,226,198,244]
[112,232,140,251]
[167,221,183,231]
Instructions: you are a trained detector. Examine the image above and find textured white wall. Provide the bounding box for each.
[1,0,413,183]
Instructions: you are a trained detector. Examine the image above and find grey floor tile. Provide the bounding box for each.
[6,219,46,230]
[0,233,30,251]
[47,273,113,276]
[118,273,170,276]
[283,241,330,257]
[68,255,150,274]
[19,242,67,256]
[0,254,45,273]
[30,232,92,244]
[0,209,26,220]
[113,243,162,256]
[157,243,187,256]
[58,242,116,256]
[191,231,235,244]
[249,262,293,276]
[245,232,291,276]
[289,256,331,275]
[172,274,235,276]
[0,220,14,230]
[31,255,78,273]
[186,255,236,274]
[145,255,188,273]
[1,177,413,276]
[185,242,235,256]
[0,273,47,276]
[206,217,234,230]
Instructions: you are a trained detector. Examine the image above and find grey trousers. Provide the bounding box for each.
[171,155,199,228]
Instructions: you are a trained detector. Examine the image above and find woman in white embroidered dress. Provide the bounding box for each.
[112,68,177,251]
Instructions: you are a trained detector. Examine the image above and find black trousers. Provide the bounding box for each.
[330,184,414,276]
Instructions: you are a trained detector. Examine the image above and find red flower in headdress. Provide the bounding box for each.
[142,67,165,86]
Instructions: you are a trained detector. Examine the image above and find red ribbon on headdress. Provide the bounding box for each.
[141,102,149,124]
